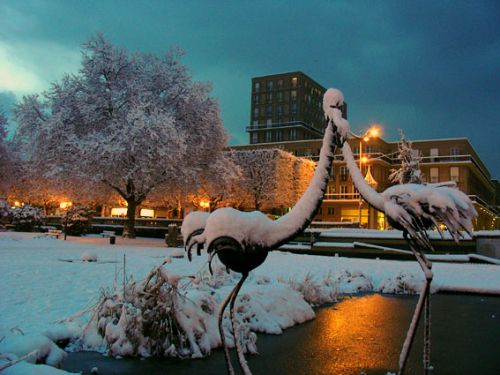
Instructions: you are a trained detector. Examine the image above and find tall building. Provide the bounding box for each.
[236,72,499,230]
[246,72,346,145]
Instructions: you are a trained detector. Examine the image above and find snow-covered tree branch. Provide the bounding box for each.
[14,34,228,237]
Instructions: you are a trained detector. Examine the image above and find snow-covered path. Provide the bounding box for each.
[1,231,499,339]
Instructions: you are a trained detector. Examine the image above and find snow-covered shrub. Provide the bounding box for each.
[78,261,218,358]
[62,206,95,236]
[284,271,339,306]
[80,252,98,262]
[378,272,421,294]
[336,270,374,294]
[0,200,9,229]
[0,333,67,368]
[10,205,40,232]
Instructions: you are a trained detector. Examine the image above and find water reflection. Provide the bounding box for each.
[65,294,500,375]
[298,294,415,374]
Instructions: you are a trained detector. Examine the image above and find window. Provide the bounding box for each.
[276,130,282,142]
[340,185,348,199]
[266,131,272,143]
[450,167,459,182]
[327,207,335,216]
[291,102,297,114]
[253,107,259,119]
[267,92,272,103]
[291,90,297,101]
[430,167,439,183]
[289,128,297,141]
[253,94,259,104]
[267,105,272,116]
[254,82,260,92]
[326,185,335,195]
[277,91,283,102]
[267,80,273,91]
[340,166,348,181]
[291,77,298,88]
[277,79,283,88]
[450,147,459,160]
[266,118,272,127]
[252,120,258,126]
[251,132,258,144]
[330,165,335,179]
[430,148,439,162]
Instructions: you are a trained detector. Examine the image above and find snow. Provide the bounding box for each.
[80,251,97,262]
[0,232,499,369]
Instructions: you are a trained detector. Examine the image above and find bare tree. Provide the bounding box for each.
[389,130,423,184]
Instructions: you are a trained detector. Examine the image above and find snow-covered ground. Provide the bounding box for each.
[1,231,499,373]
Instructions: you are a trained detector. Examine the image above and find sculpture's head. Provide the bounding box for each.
[323,88,350,147]
[181,211,209,261]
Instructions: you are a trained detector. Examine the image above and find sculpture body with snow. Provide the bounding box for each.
[182,89,346,375]
[326,89,477,374]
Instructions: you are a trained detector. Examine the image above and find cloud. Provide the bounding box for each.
[0,41,80,97]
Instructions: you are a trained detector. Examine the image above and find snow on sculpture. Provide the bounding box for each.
[182,91,346,375]
[325,88,478,374]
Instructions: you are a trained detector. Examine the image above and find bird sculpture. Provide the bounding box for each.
[182,88,347,375]
[326,91,477,374]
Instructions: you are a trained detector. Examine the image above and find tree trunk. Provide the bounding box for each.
[123,200,137,238]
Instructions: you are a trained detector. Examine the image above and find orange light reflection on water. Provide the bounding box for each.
[301,294,414,374]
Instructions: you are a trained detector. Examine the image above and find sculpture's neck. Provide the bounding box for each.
[270,121,337,248]
[341,142,384,211]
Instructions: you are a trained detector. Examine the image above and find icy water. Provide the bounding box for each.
[64,294,500,375]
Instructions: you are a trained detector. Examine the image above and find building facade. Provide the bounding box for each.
[247,72,346,145]
[235,72,499,230]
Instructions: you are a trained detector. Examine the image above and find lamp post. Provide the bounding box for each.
[354,125,380,227]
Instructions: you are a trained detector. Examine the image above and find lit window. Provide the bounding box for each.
[267,80,273,91]
[340,166,348,181]
[430,167,439,183]
[111,207,127,217]
[340,185,348,199]
[450,167,459,182]
[140,208,155,218]
[291,77,298,88]
[291,90,297,101]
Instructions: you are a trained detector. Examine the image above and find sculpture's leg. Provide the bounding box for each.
[417,250,432,374]
[229,272,252,375]
[398,240,433,375]
[218,287,236,375]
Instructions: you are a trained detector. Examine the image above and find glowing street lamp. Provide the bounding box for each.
[60,201,72,240]
[354,124,382,227]
[60,201,72,210]
[199,200,210,210]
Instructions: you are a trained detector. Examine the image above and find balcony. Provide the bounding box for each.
[246,121,323,137]
[324,193,361,201]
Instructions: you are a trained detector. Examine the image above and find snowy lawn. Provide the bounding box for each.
[1,231,499,372]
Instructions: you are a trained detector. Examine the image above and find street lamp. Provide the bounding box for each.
[353,125,380,226]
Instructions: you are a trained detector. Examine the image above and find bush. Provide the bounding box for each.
[11,204,41,232]
[62,206,95,236]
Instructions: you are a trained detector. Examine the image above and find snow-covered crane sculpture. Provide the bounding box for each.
[182,89,346,375]
[325,89,477,374]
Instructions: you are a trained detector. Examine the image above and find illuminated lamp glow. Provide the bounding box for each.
[60,201,72,209]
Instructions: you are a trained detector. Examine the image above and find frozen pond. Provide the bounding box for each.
[64,293,500,374]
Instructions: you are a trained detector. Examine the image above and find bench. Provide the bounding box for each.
[101,230,116,238]
[47,229,63,239]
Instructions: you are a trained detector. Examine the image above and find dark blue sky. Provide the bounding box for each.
[1,0,499,178]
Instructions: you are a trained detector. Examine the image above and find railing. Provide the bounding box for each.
[42,216,183,229]
[324,193,361,200]
[245,121,324,136]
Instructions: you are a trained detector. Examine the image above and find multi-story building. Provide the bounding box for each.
[246,72,346,145]
[235,72,499,230]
